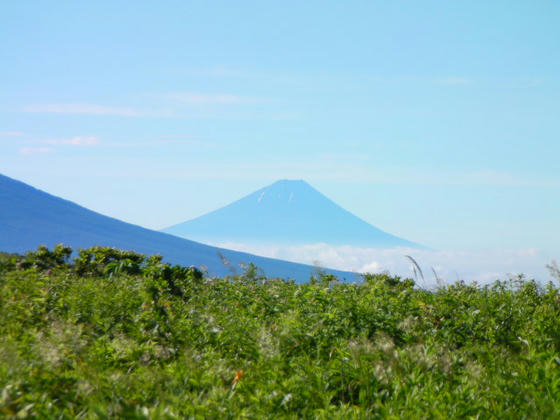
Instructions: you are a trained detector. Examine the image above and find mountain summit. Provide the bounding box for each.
[0,174,354,282]
[163,180,423,248]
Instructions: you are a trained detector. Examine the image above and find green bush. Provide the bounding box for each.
[0,245,559,418]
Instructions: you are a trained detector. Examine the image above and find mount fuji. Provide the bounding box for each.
[163,180,423,249]
[0,174,356,282]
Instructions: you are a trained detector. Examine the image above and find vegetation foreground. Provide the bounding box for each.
[1,245,560,419]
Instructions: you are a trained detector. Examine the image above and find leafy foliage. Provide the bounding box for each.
[1,245,559,418]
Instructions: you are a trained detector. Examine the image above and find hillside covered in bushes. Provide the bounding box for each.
[1,245,560,418]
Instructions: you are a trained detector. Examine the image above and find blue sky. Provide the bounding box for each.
[1,1,559,275]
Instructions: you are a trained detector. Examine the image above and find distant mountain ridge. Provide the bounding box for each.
[163,179,423,248]
[0,174,355,282]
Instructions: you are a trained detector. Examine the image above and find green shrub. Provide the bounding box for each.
[1,244,559,418]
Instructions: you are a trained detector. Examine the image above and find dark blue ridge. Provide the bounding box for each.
[0,174,356,282]
[163,179,424,248]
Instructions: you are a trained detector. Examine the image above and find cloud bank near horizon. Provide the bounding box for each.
[208,242,554,286]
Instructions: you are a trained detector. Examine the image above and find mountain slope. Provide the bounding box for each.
[0,174,355,282]
[163,179,423,248]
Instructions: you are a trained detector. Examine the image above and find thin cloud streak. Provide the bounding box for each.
[23,104,141,117]
[43,136,100,146]
[0,131,25,136]
[144,160,560,187]
[105,139,215,149]
[77,159,560,188]
[166,92,258,104]
[20,147,54,155]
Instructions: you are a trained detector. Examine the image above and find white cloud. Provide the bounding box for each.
[166,92,257,104]
[100,135,216,149]
[208,242,552,286]
[44,136,99,146]
[22,97,259,119]
[0,131,24,136]
[20,146,54,155]
[23,104,140,117]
